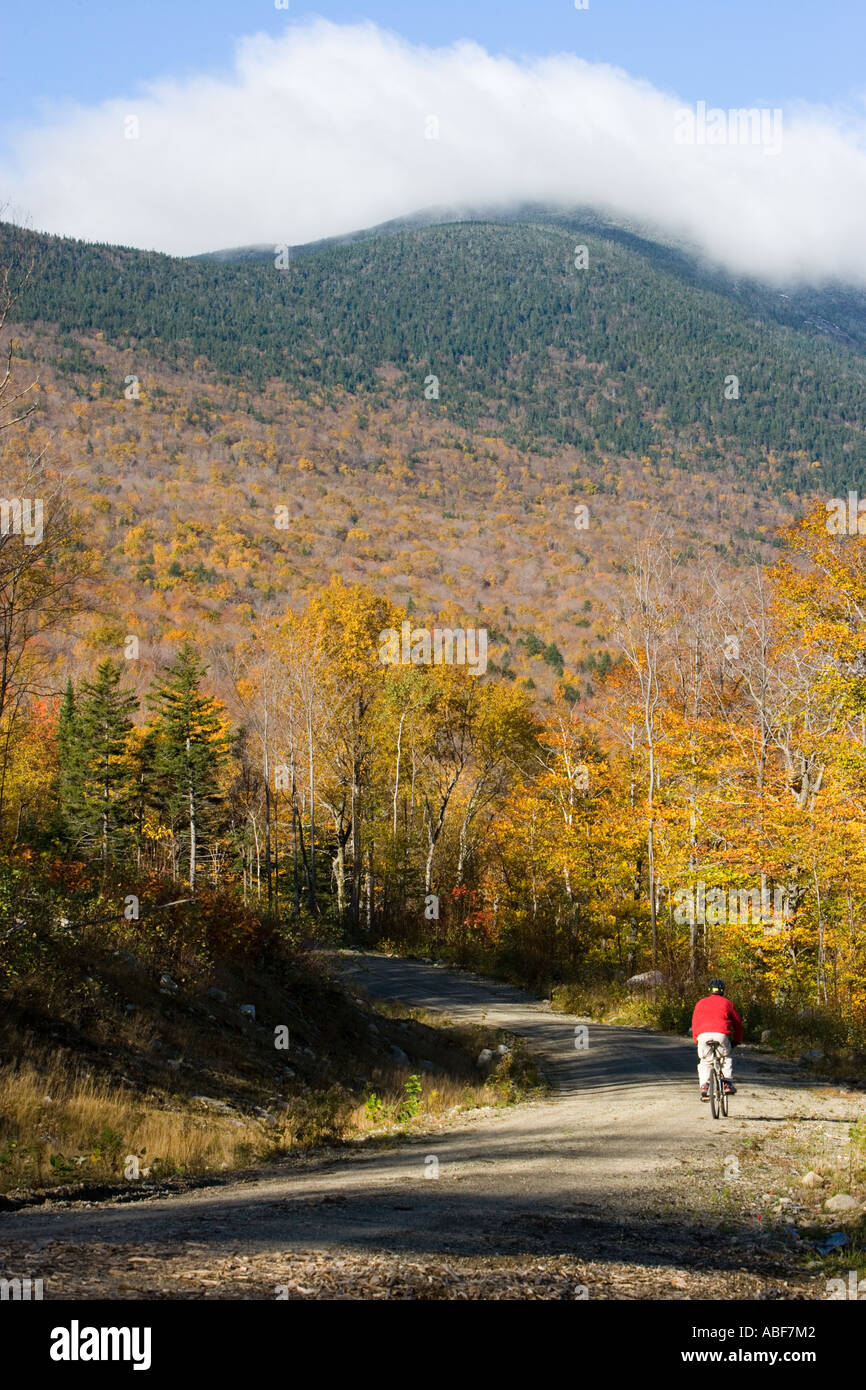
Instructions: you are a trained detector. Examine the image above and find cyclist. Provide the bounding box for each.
[691,978,743,1100]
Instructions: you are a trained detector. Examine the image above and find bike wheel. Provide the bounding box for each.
[710,1066,721,1119]
[721,1078,729,1117]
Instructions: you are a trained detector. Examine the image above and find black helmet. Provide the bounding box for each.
[708,978,726,994]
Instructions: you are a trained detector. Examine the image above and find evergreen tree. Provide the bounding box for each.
[148,643,228,890]
[76,660,138,863]
[56,676,84,841]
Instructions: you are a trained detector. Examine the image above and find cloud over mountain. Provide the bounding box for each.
[3,18,866,284]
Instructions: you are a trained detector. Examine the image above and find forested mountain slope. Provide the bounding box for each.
[3,214,864,496]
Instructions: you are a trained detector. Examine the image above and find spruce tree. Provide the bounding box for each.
[76,660,138,864]
[148,643,228,890]
[56,676,84,842]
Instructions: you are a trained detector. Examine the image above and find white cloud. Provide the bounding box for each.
[2,19,866,284]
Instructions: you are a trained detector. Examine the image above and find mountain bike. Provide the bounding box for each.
[706,1038,729,1119]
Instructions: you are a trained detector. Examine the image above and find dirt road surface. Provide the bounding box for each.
[1,951,860,1299]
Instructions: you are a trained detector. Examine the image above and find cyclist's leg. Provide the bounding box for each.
[696,1034,713,1087]
[721,1036,733,1079]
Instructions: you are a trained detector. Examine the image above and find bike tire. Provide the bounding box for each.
[722,1079,729,1117]
[710,1066,721,1119]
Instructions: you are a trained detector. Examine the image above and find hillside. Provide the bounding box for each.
[2,324,799,702]
[5,212,861,702]
[202,202,866,357]
[0,879,538,1202]
[3,213,865,497]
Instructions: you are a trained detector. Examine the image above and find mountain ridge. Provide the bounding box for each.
[2,212,864,496]
[194,201,866,354]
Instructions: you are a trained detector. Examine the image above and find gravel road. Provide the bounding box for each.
[1,951,859,1299]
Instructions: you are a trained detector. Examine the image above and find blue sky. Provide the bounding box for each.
[3,0,863,154]
[2,3,865,280]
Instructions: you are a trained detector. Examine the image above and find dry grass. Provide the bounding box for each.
[370,998,454,1028]
[346,1070,493,1136]
[0,1021,541,1196]
[0,1055,494,1194]
[0,1052,265,1192]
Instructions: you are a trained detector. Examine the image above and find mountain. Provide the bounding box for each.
[200,202,866,356]
[2,211,865,496]
[0,209,861,697]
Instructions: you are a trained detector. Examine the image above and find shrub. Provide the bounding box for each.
[288,1085,353,1147]
[397,1074,422,1123]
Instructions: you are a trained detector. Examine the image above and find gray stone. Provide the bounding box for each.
[801,1171,825,1188]
[113,949,141,969]
[760,1030,773,1043]
[389,1045,409,1065]
[824,1193,860,1213]
[191,1095,236,1114]
[476,1048,494,1069]
[207,987,228,1003]
[159,973,179,994]
[240,1003,256,1021]
[626,970,666,991]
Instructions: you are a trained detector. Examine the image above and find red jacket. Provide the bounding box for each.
[691,995,743,1043]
